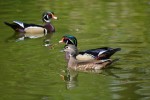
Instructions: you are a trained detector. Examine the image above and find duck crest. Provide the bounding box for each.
[60,35,77,46]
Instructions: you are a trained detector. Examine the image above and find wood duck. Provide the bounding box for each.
[59,35,121,61]
[4,11,57,46]
[63,45,119,71]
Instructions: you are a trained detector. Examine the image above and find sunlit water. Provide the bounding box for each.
[0,0,150,100]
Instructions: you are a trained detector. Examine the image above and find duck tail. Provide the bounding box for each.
[109,48,121,56]
[114,48,121,52]
[4,22,17,30]
[97,48,121,60]
[4,22,12,27]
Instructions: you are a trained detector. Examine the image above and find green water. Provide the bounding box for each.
[0,0,150,100]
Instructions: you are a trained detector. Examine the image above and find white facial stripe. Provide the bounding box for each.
[66,40,68,45]
[43,14,50,22]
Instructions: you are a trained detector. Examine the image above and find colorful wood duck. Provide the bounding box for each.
[63,45,118,70]
[4,11,57,46]
[59,35,121,61]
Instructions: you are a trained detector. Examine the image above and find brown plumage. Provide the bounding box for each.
[64,45,119,71]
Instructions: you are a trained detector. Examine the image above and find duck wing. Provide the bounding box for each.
[13,21,44,28]
[97,48,121,59]
[4,21,44,31]
[79,47,121,60]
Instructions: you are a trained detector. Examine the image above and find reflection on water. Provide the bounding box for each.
[60,68,78,90]
[61,67,121,90]
[110,68,150,100]
[0,0,150,100]
[60,67,150,99]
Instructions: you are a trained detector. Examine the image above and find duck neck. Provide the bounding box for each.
[68,54,77,68]
[65,52,70,62]
[65,45,78,61]
[44,22,55,33]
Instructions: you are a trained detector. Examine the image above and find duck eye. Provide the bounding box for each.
[63,38,66,41]
[65,46,68,49]
[48,14,52,18]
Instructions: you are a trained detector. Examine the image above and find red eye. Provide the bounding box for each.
[48,14,52,18]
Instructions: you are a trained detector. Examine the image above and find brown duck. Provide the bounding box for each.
[64,45,119,71]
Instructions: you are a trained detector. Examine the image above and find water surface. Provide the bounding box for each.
[0,0,150,100]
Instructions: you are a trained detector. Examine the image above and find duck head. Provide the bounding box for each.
[42,11,57,23]
[59,35,78,47]
[64,45,78,57]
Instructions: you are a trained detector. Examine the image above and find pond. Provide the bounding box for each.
[0,0,150,100]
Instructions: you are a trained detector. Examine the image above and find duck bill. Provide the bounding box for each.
[59,39,64,43]
[52,14,58,20]
[59,37,64,43]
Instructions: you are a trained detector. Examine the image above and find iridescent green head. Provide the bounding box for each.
[59,35,78,47]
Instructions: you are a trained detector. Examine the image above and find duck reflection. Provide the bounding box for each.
[60,68,78,90]
[60,67,120,90]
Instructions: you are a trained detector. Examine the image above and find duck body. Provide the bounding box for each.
[68,55,113,70]
[4,11,57,46]
[60,35,121,61]
[64,45,120,62]
[64,45,117,71]
[4,21,48,39]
